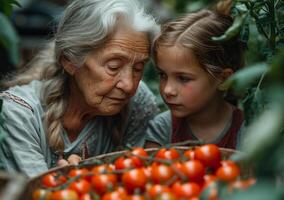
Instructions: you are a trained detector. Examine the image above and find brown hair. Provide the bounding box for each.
[153,9,245,77]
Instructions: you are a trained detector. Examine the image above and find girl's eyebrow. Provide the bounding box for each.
[175,71,196,77]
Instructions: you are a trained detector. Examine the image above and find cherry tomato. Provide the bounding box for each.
[41,172,67,188]
[151,163,174,184]
[52,189,79,200]
[69,179,91,195]
[155,148,180,160]
[114,156,143,170]
[194,144,221,169]
[131,147,149,157]
[180,160,205,183]
[183,149,195,160]
[172,182,201,198]
[91,164,114,174]
[68,168,89,178]
[147,184,171,198]
[122,168,148,193]
[91,174,117,195]
[32,188,52,200]
[142,166,152,179]
[79,193,93,200]
[216,160,240,182]
[101,189,128,200]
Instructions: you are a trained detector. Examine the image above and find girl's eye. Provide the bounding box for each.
[178,75,191,82]
[158,71,167,80]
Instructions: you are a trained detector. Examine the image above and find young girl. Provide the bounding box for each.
[144,7,246,150]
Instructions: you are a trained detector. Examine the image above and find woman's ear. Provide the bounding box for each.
[60,57,77,76]
[218,68,234,91]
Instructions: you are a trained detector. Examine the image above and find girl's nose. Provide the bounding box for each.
[163,81,177,97]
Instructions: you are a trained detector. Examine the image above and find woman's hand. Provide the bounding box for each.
[57,154,82,167]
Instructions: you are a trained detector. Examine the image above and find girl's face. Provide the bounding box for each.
[156,45,222,118]
[66,26,149,116]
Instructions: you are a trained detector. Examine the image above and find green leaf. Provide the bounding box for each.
[222,63,268,94]
[0,13,19,65]
[242,104,284,161]
[8,0,22,8]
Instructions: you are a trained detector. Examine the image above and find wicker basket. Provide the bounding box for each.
[0,171,27,200]
[25,146,250,200]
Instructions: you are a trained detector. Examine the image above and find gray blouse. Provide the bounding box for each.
[144,110,246,150]
[0,80,159,177]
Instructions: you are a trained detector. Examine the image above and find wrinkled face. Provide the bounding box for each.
[156,45,221,118]
[71,26,150,115]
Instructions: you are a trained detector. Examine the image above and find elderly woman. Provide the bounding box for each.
[0,0,160,177]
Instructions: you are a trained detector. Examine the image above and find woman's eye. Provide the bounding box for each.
[106,59,122,71]
[133,63,145,73]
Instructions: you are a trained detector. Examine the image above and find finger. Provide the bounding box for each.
[57,159,69,167]
[67,154,82,165]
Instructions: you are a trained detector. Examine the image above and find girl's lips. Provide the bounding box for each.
[166,103,182,108]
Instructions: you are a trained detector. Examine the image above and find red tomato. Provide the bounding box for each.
[68,168,89,178]
[122,168,148,193]
[147,184,171,198]
[183,149,195,160]
[194,144,221,169]
[52,189,79,200]
[180,160,205,183]
[41,172,67,188]
[155,148,180,160]
[151,163,174,184]
[32,189,52,200]
[216,160,240,182]
[172,182,201,198]
[79,193,93,200]
[131,147,149,157]
[91,174,117,195]
[142,166,152,179]
[69,179,91,195]
[91,164,114,174]
[114,156,143,170]
[101,189,128,200]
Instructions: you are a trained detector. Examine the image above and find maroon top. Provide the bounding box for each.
[171,108,244,149]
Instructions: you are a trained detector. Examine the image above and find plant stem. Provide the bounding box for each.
[268,0,276,54]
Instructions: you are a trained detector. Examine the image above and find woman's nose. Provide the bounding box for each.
[116,68,135,93]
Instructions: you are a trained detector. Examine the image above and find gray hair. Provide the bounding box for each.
[55,0,160,67]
